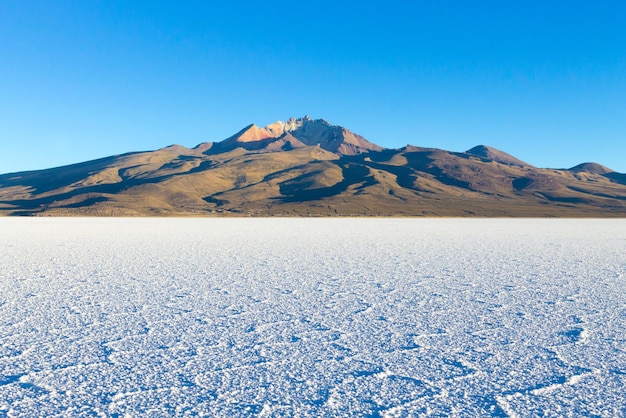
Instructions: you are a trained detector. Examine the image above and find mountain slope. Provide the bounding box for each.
[207,116,382,156]
[568,162,614,175]
[465,145,530,167]
[1,118,626,217]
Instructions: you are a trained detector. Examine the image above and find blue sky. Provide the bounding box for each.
[1,1,625,174]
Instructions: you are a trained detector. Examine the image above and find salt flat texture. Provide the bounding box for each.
[0,218,624,417]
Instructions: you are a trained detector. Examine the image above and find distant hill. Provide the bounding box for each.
[568,162,614,175]
[1,116,626,217]
[465,145,530,167]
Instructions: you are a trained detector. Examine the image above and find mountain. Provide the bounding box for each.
[1,117,626,217]
[465,145,530,167]
[568,162,614,175]
[208,116,382,155]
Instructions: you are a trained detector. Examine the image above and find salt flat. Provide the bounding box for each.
[0,218,624,417]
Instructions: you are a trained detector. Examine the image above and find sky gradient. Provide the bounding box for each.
[1,1,625,174]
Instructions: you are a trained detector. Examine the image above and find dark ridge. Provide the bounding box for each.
[279,162,376,202]
[366,149,403,163]
[205,139,271,155]
[202,196,228,206]
[604,172,626,186]
[567,186,626,201]
[403,151,472,190]
[0,153,140,194]
[539,193,592,204]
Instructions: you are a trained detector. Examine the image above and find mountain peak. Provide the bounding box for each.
[210,116,382,156]
[465,145,530,167]
[281,116,331,132]
[234,124,276,142]
[568,162,614,174]
[276,116,381,155]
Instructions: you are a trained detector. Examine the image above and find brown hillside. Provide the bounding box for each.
[1,118,626,217]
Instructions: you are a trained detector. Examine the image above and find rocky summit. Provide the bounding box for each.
[1,117,626,217]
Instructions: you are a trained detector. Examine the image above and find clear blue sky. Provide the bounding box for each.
[1,1,625,174]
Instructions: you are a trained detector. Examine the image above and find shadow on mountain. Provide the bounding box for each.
[605,172,626,186]
[279,162,376,202]
[202,195,228,206]
[539,193,591,204]
[206,140,270,155]
[567,186,626,201]
[4,180,145,211]
[1,158,217,213]
[366,162,420,190]
[403,151,472,189]
[512,177,533,191]
[157,155,205,171]
[186,160,217,174]
[366,149,403,163]
[0,154,140,194]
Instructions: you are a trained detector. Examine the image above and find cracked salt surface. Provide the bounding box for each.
[0,218,625,417]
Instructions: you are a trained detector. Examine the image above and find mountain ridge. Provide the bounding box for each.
[206,116,382,156]
[1,117,625,217]
[465,145,531,167]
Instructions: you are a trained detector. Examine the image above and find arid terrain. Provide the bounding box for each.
[2,117,626,217]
